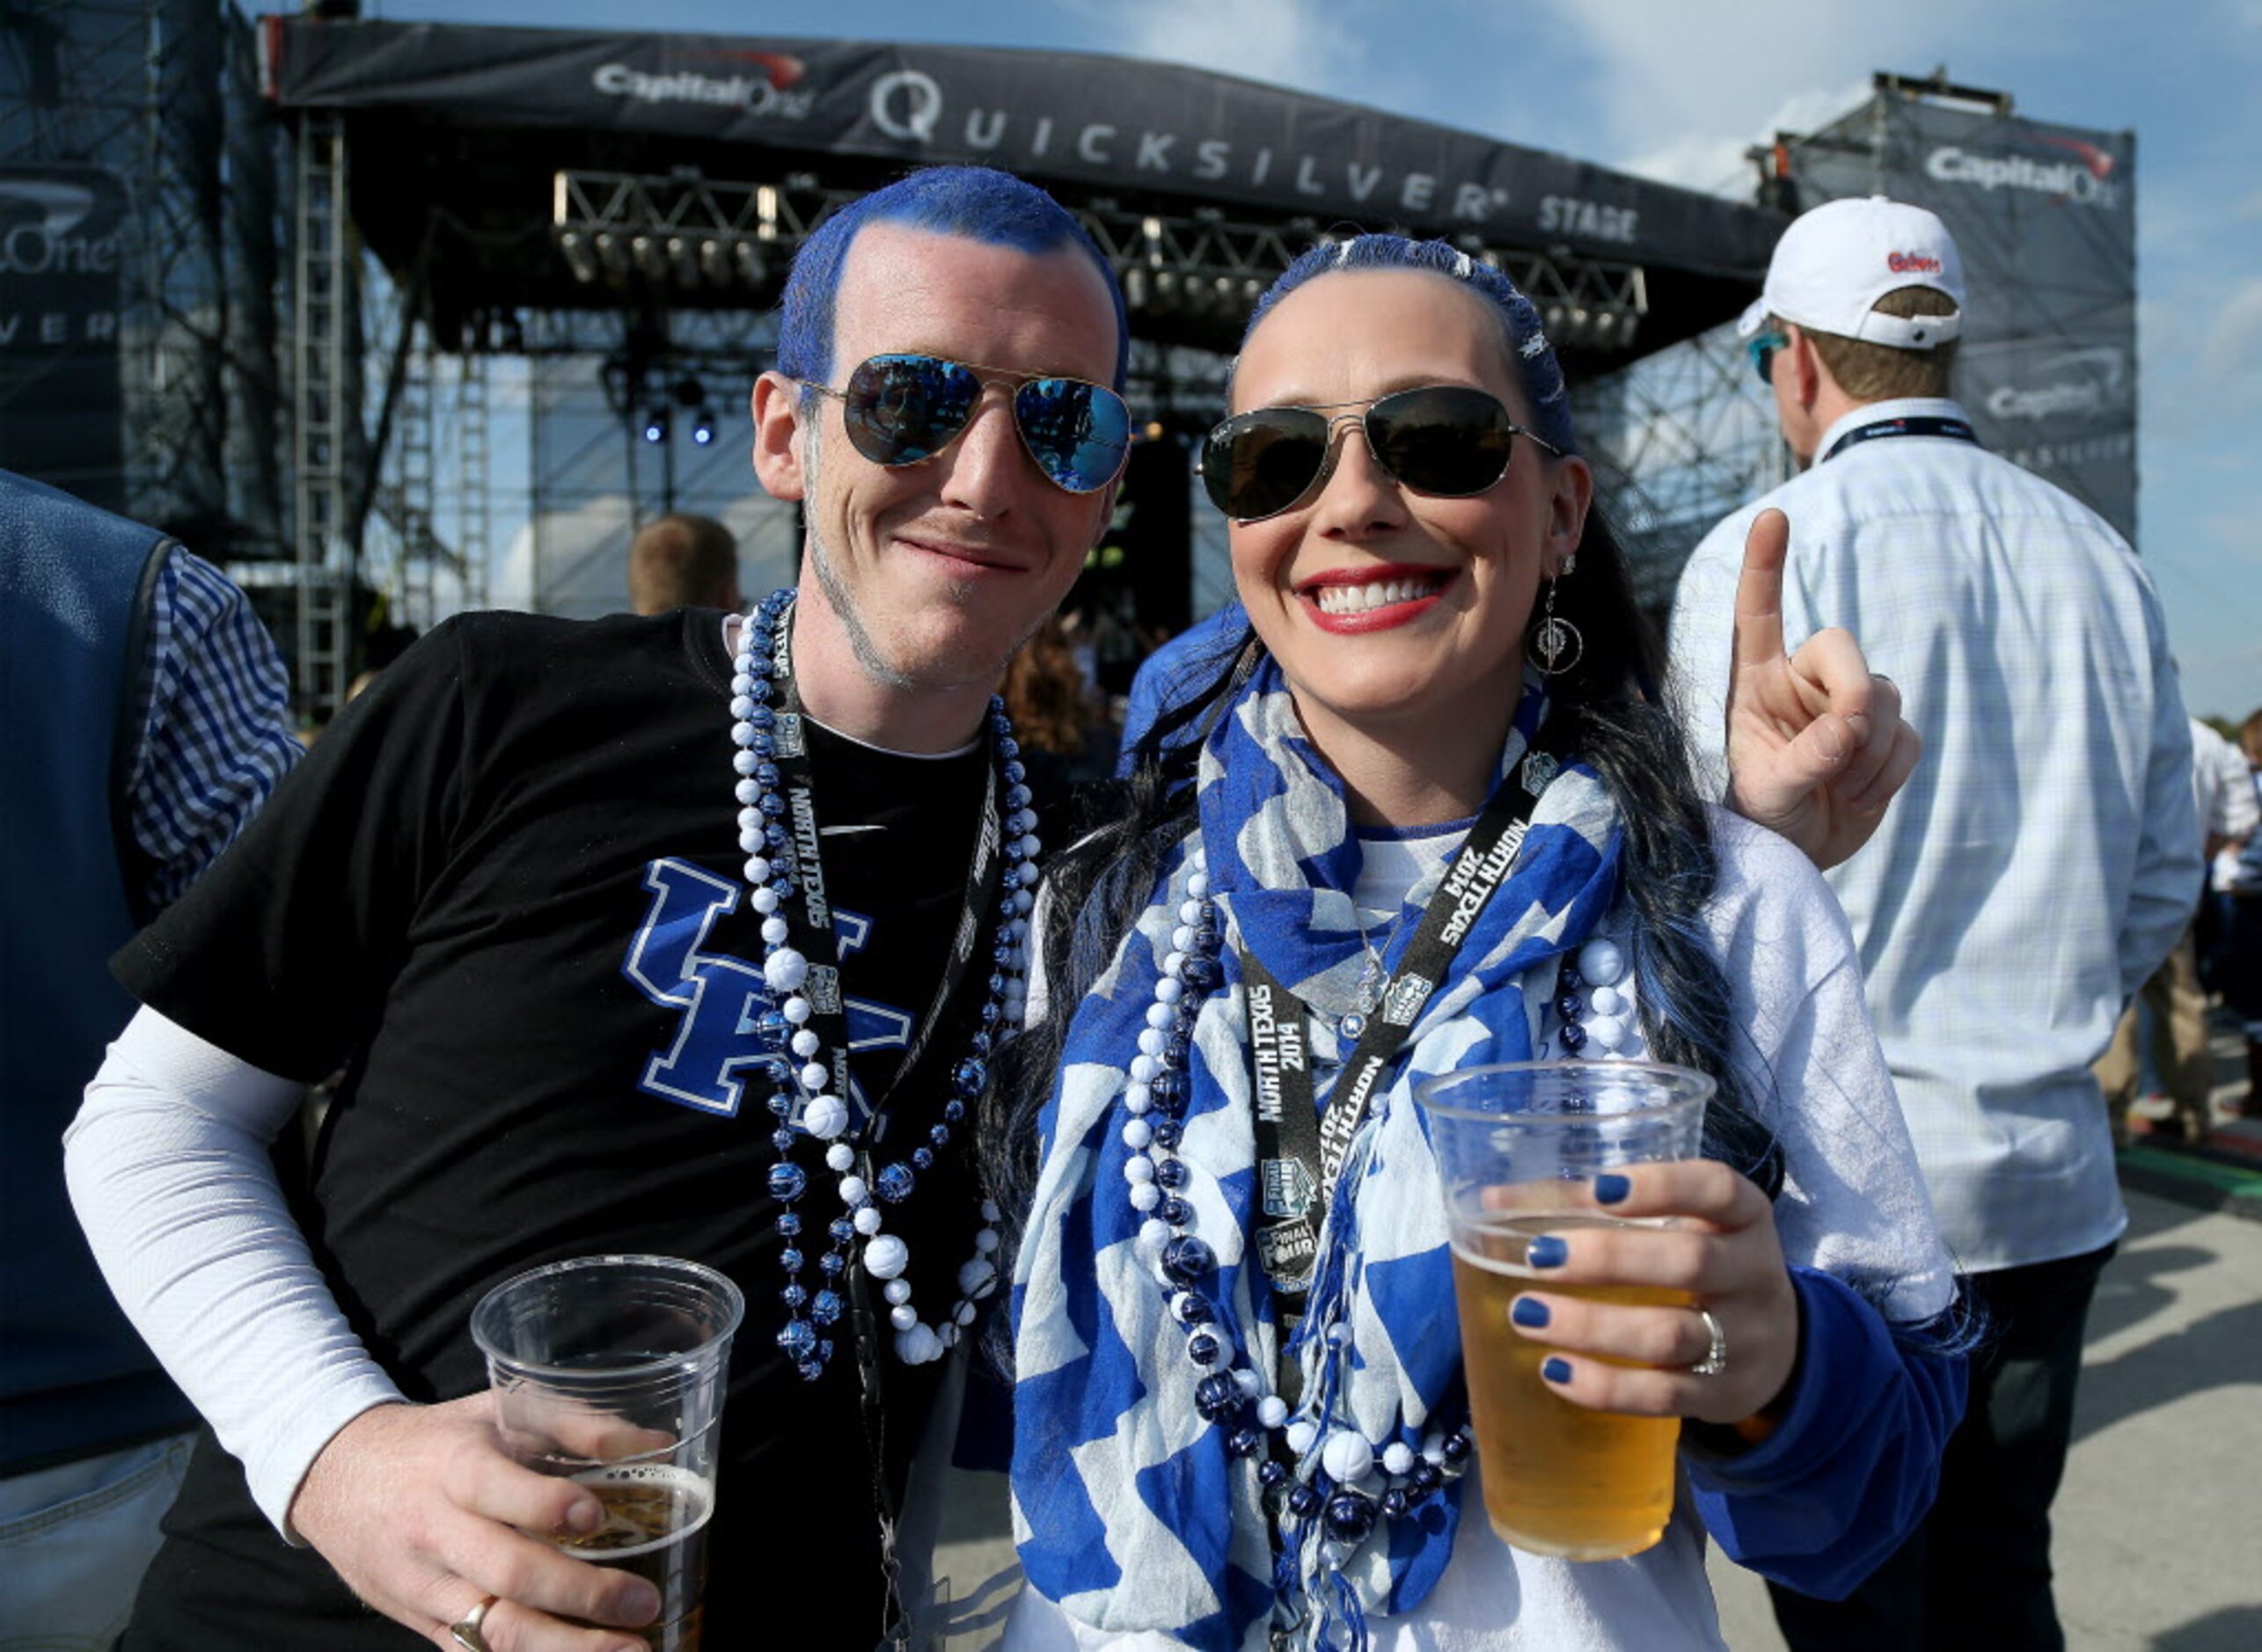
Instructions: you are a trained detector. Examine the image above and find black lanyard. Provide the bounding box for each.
[1235,740,1560,1339]
[1820,413,1979,464]
[758,608,1008,1626]
[764,611,1006,1139]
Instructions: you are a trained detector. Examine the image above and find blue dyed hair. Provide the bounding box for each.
[775,166,1130,392]
[1243,234,1578,455]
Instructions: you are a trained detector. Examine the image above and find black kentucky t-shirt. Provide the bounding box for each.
[115,608,998,1650]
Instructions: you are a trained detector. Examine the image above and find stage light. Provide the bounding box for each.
[559,230,598,284]
[596,231,629,277]
[669,235,699,286]
[642,405,670,444]
[692,407,717,446]
[734,241,766,288]
[632,234,666,279]
[699,238,731,286]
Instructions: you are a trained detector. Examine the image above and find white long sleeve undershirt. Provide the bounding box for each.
[62,1006,404,1536]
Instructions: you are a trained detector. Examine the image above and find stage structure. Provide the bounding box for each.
[14,12,2140,719]
[1768,72,2138,538]
[243,14,1797,715]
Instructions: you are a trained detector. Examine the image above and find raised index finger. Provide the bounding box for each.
[1732,508,1791,672]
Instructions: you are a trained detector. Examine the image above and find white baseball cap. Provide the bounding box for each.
[1737,195,1966,351]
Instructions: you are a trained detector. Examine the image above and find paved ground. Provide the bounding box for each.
[1712,1023,2262,1651]
[1710,1182,2262,1650]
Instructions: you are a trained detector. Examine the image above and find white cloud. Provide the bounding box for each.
[2200,278,2262,391]
[1541,2,2105,187]
[1080,0,1367,100]
[1619,79,1872,196]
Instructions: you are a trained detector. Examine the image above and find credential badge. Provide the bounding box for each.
[1262,1156,1317,1221]
[1380,973,1435,1027]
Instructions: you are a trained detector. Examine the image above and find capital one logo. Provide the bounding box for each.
[1924,141,2122,208]
[621,859,910,1119]
[0,178,121,276]
[1985,347,2129,423]
[589,52,813,118]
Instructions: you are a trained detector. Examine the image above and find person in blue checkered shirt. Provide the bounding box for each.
[0,467,303,1645]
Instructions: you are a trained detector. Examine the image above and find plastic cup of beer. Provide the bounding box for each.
[469,1254,743,1651]
[1416,1061,1711,1561]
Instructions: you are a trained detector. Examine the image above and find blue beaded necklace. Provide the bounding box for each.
[1121,847,1476,1566]
[732,588,1038,1378]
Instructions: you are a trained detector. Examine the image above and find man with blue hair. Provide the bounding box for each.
[65,164,1131,1652]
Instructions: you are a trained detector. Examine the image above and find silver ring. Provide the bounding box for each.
[1689,1308,1728,1378]
[449,1596,498,1652]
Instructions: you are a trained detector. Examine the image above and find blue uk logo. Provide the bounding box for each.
[621,858,910,1119]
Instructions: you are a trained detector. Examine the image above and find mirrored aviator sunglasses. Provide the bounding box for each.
[1197,384,1558,523]
[816,352,1131,494]
[1746,328,1789,387]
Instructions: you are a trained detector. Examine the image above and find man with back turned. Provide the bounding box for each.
[1670,195,2199,1651]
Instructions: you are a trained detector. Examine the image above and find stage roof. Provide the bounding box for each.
[262,17,1787,357]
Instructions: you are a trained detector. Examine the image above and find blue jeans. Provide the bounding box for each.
[0,1434,194,1650]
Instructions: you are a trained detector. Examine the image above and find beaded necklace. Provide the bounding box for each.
[731,588,1039,1377]
[1122,847,1477,1567]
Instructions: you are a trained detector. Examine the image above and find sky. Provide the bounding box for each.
[375,0,2262,719]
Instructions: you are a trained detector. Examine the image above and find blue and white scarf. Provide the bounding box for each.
[1011,659,1623,1649]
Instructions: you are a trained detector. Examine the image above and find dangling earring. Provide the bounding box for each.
[1532,567,1584,676]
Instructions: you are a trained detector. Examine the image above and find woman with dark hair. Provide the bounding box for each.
[985,237,1964,1649]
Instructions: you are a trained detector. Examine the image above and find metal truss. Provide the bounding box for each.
[455,353,492,611]
[379,319,442,635]
[0,0,272,542]
[550,169,1649,353]
[289,107,351,717]
[1573,324,1790,612]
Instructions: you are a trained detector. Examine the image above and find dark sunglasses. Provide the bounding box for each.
[1197,384,1564,523]
[798,353,1131,495]
[1746,328,1789,386]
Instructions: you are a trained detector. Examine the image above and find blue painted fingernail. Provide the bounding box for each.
[1526,1235,1569,1268]
[1594,1173,1630,1205]
[1541,1356,1574,1384]
[1512,1297,1550,1329]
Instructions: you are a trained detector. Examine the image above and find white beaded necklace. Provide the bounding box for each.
[733,589,1038,1373]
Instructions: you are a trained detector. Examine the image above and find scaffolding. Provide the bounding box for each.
[288,106,350,714]
[455,352,491,612]
[1577,327,1789,612]
[0,0,285,550]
